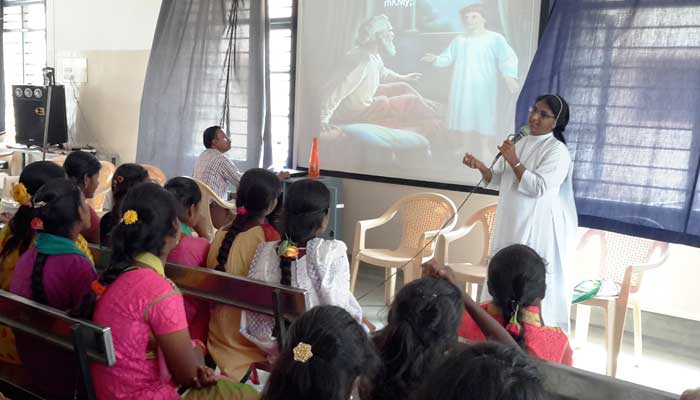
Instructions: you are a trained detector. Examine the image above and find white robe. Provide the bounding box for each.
[484,132,578,333]
[433,31,518,136]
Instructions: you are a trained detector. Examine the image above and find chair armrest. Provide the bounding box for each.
[629,246,670,274]
[352,210,398,253]
[441,224,477,246]
[211,194,236,210]
[434,224,478,265]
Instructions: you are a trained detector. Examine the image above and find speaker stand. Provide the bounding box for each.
[41,85,53,161]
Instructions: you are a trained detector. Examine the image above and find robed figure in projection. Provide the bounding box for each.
[422,4,519,137]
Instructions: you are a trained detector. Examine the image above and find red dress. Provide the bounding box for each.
[458,302,573,366]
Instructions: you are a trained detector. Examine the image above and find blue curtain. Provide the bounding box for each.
[518,0,700,246]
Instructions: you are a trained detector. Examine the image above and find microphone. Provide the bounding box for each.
[493,125,530,162]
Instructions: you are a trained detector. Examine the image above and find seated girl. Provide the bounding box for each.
[10,177,97,399]
[261,305,379,400]
[243,179,368,355]
[416,342,547,400]
[457,244,573,365]
[64,151,102,244]
[0,161,66,291]
[370,267,519,400]
[0,162,92,366]
[207,168,282,380]
[99,163,149,246]
[370,276,464,400]
[78,183,256,400]
[164,176,211,343]
[11,177,96,310]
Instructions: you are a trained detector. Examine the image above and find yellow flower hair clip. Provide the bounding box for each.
[277,239,300,260]
[122,210,139,225]
[292,342,313,363]
[12,183,31,206]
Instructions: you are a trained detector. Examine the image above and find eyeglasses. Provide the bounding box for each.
[528,106,556,120]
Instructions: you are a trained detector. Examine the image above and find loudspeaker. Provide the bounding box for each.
[12,85,68,146]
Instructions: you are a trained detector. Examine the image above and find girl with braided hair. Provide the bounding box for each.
[206,168,282,380]
[243,179,369,357]
[457,244,573,365]
[77,183,257,399]
[10,178,96,399]
[10,178,95,309]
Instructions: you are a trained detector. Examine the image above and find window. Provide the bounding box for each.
[268,0,295,168]
[3,0,47,139]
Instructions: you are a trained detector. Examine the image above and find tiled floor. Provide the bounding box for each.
[354,266,700,396]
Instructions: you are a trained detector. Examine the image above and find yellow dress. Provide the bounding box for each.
[0,225,94,365]
[206,225,271,381]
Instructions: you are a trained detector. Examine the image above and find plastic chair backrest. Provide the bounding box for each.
[141,164,167,185]
[188,176,234,240]
[87,161,116,212]
[395,192,457,254]
[578,229,668,293]
[464,203,498,265]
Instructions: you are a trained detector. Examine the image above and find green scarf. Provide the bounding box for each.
[180,223,193,237]
[35,233,90,261]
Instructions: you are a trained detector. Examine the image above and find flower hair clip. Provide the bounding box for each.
[277,239,299,260]
[236,207,248,216]
[12,183,32,206]
[122,210,139,225]
[293,342,313,363]
[30,217,44,231]
[91,280,107,298]
[506,302,522,337]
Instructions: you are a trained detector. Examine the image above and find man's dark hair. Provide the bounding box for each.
[203,126,222,149]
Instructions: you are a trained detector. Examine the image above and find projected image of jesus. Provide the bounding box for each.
[320,15,441,132]
[422,4,519,138]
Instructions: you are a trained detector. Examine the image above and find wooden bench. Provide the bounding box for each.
[539,358,678,400]
[0,290,116,400]
[89,245,309,350]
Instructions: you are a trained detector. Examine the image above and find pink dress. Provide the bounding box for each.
[10,248,96,310]
[10,248,97,399]
[167,235,211,343]
[91,268,188,400]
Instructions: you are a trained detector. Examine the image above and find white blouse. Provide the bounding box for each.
[241,237,364,354]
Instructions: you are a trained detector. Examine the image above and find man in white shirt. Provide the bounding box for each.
[193,126,289,231]
[320,15,441,131]
[193,126,241,199]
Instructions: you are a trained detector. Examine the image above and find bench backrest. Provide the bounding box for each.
[539,361,678,400]
[0,289,115,366]
[0,289,116,400]
[89,245,309,320]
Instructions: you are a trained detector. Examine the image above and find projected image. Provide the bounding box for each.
[297,0,541,185]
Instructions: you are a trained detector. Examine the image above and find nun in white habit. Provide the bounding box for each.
[462,94,578,333]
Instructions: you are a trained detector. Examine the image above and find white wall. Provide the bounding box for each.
[47,0,162,162]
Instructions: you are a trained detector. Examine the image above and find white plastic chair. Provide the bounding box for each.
[188,176,236,241]
[573,229,669,377]
[435,203,497,301]
[350,192,457,305]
